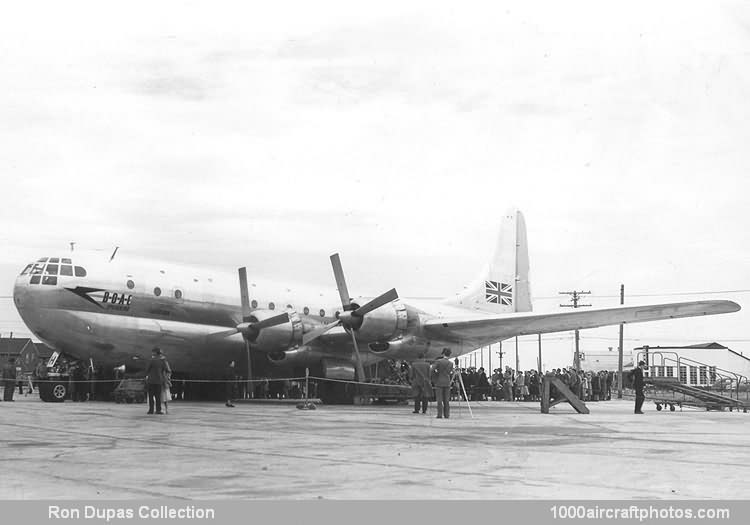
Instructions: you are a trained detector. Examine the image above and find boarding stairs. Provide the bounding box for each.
[645,377,747,412]
[636,349,749,412]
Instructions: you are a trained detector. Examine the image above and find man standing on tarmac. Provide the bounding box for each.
[430,348,454,419]
[225,361,236,407]
[409,353,432,414]
[2,357,18,402]
[144,347,170,415]
[630,360,647,414]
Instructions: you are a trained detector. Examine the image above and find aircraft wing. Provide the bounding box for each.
[422,300,740,348]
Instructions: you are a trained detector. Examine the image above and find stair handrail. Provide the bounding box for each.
[635,350,746,399]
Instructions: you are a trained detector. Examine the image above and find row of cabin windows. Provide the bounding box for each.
[130,280,335,317]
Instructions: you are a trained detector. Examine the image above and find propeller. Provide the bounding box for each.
[302,253,398,381]
[207,267,290,342]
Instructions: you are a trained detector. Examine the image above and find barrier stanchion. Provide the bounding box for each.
[296,368,316,410]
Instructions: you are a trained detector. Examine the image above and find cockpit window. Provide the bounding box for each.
[37,257,48,263]
[49,257,59,263]
[61,258,71,264]
[45,264,59,275]
[30,263,44,275]
[30,275,41,285]
[60,265,73,276]
[42,275,57,285]
[74,266,87,277]
[20,264,32,276]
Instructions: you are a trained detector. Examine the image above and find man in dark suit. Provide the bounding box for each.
[144,347,170,414]
[430,348,454,419]
[409,353,432,414]
[2,357,17,401]
[225,361,236,407]
[631,361,647,414]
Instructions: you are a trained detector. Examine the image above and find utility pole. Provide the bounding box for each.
[559,290,592,371]
[618,284,625,399]
[515,336,519,372]
[497,341,503,371]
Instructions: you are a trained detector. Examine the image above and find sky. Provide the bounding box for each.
[1,0,748,370]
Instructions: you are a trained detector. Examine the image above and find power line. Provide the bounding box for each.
[535,289,750,300]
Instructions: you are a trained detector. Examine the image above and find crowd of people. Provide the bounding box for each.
[397,359,619,403]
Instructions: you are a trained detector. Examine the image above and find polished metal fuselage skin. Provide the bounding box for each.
[13,252,468,378]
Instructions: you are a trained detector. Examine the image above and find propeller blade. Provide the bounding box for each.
[353,288,399,317]
[238,267,252,321]
[349,329,366,382]
[245,339,254,387]
[252,312,290,331]
[302,319,340,345]
[206,328,240,342]
[330,253,352,310]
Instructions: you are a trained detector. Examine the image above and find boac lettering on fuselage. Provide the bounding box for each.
[101,291,133,310]
[65,286,133,312]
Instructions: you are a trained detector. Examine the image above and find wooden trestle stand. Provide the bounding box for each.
[541,373,589,414]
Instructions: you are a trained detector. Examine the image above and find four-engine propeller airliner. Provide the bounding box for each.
[12,210,740,403]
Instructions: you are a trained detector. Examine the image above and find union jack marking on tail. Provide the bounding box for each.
[485,281,513,305]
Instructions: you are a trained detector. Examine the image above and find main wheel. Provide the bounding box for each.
[656,403,662,411]
[50,383,67,403]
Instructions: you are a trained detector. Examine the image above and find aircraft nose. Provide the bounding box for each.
[13,273,29,311]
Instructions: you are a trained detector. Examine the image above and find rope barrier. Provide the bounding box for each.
[10,376,412,387]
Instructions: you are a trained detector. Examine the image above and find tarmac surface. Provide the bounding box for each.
[1,393,749,500]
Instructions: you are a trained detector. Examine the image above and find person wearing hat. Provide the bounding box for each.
[430,348,454,419]
[144,347,170,414]
[224,361,236,407]
[409,352,432,414]
[630,361,648,414]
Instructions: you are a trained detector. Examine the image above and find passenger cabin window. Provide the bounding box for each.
[127,280,135,289]
[251,300,258,309]
[174,289,183,299]
[303,307,310,315]
[154,287,162,297]
[319,309,325,317]
[268,302,275,310]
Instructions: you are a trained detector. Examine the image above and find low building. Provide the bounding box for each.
[0,337,53,374]
[580,347,633,372]
[632,342,750,388]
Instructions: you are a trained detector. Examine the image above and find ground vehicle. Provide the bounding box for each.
[37,351,70,403]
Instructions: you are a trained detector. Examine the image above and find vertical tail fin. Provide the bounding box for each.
[445,209,532,313]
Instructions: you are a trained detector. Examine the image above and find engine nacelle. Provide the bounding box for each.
[267,346,326,367]
[249,309,303,352]
[367,335,425,359]
[353,299,408,342]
